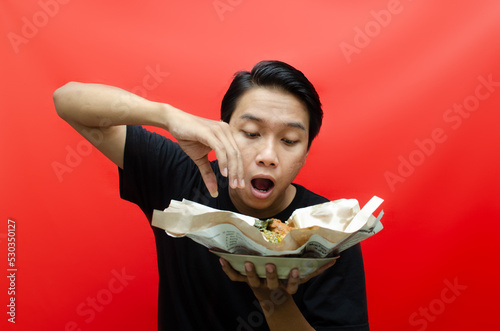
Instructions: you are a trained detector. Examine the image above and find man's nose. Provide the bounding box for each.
[256,139,279,167]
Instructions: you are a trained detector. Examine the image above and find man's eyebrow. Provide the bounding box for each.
[239,113,306,131]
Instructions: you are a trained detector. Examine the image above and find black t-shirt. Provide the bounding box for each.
[119,125,369,331]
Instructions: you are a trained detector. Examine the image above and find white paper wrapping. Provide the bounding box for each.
[152,196,384,258]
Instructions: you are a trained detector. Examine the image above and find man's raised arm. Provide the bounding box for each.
[53,82,172,168]
[53,82,244,196]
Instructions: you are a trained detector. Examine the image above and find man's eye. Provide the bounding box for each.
[244,132,260,138]
[282,138,298,145]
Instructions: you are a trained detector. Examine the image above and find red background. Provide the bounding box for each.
[1,1,500,330]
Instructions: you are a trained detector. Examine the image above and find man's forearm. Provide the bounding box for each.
[259,290,315,331]
[53,82,171,129]
[53,81,242,189]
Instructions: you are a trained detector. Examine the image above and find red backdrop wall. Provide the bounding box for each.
[1,1,500,330]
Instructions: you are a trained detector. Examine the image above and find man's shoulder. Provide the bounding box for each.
[124,125,190,164]
[293,183,329,206]
[126,125,175,147]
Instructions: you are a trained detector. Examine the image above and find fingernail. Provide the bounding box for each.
[292,269,299,278]
[245,262,253,272]
[210,190,219,198]
[266,264,274,273]
[233,179,238,188]
[219,258,225,267]
[222,168,228,177]
[239,179,245,188]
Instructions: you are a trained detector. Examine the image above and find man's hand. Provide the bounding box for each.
[165,108,245,197]
[220,258,336,330]
[220,258,336,300]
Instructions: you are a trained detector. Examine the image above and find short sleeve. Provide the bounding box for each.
[118,125,201,221]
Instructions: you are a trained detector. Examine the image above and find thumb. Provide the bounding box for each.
[193,156,219,198]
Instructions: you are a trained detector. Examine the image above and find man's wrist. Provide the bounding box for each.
[155,102,177,132]
[256,289,314,331]
[255,288,292,317]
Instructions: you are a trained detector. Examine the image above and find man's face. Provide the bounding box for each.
[228,87,309,218]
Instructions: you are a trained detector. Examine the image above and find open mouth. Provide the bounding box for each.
[251,178,275,193]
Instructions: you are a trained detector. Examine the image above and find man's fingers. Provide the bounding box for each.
[169,112,244,189]
[194,156,219,198]
[285,268,300,294]
[221,126,245,188]
[245,262,262,288]
[265,264,280,290]
[220,258,247,282]
[208,122,244,189]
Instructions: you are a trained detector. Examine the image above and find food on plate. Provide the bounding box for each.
[254,218,295,244]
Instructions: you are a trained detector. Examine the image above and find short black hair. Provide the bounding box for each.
[221,60,323,149]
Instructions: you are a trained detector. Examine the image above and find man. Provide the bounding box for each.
[53,61,369,330]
